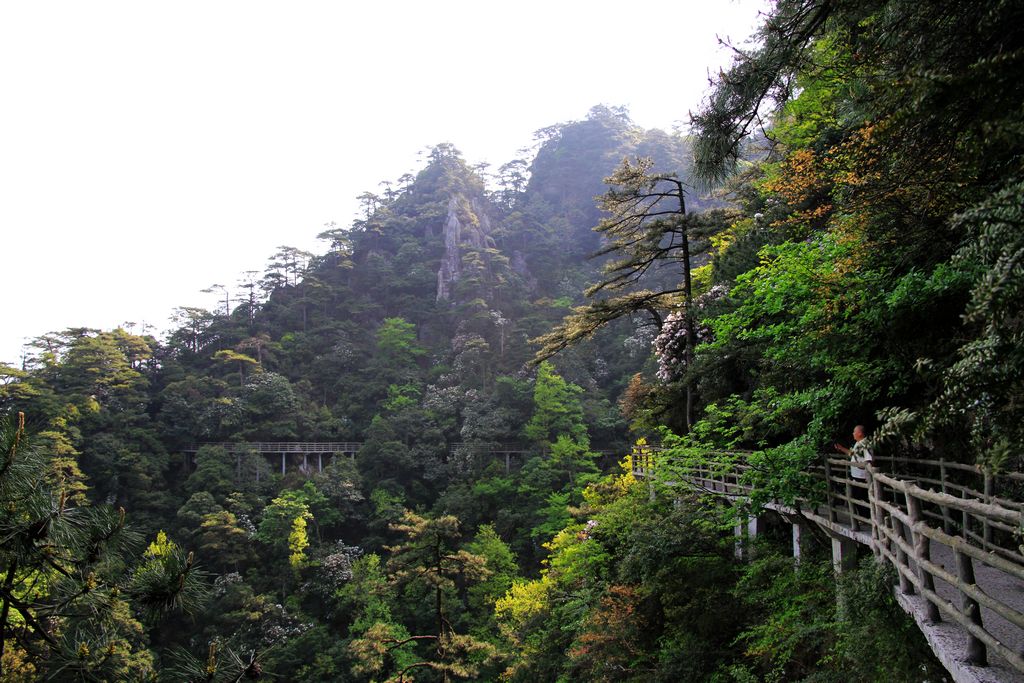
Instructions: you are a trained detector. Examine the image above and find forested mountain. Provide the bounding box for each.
[2,0,1023,680]
[0,106,713,680]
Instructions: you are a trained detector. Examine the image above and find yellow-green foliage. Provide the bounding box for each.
[288,511,312,573]
[495,577,552,635]
[145,530,176,560]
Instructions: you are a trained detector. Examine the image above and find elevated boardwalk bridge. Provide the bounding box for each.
[184,442,363,476]
[632,446,1024,683]
[184,441,619,476]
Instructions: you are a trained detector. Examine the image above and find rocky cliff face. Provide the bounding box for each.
[436,194,496,301]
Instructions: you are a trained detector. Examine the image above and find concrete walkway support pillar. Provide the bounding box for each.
[792,520,812,563]
[281,452,286,476]
[831,535,858,573]
[734,515,761,560]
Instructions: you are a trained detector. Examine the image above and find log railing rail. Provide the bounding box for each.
[631,445,1024,677]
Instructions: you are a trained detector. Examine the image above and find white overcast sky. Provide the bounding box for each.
[0,0,767,365]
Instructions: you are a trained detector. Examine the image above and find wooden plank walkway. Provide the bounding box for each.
[632,447,1024,683]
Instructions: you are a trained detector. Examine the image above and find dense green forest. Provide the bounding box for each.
[2,0,1023,680]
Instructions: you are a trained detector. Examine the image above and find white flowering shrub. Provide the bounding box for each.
[652,285,727,382]
[623,326,656,359]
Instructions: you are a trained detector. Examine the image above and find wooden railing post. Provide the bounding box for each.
[961,485,971,549]
[906,493,942,623]
[891,514,914,595]
[869,471,883,557]
[646,448,655,502]
[983,469,994,547]
[845,475,859,532]
[955,548,988,666]
[939,458,954,534]
[825,457,838,523]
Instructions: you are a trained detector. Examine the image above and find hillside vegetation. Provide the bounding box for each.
[1,0,1022,680]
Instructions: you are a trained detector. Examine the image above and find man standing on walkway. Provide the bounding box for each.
[834,425,874,531]
[835,425,873,483]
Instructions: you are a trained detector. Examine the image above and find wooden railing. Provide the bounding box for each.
[632,446,1024,675]
[871,469,1024,670]
[448,443,531,456]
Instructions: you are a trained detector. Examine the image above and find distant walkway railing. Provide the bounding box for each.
[185,442,362,454]
[185,442,621,476]
[632,445,1024,679]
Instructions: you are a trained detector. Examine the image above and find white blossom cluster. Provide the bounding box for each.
[623,326,656,358]
[304,541,363,599]
[653,311,697,382]
[320,549,356,582]
[286,543,364,625]
[422,384,463,413]
[652,286,728,382]
[255,603,311,647]
[212,572,243,598]
[578,519,599,540]
[237,514,257,537]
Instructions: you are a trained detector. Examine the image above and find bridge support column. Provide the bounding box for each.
[831,535,858,573]
[318,453,323,473]
[792,520,812,563]
[734,515,761,560]
[281,452,286,476]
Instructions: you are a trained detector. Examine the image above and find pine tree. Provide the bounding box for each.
[0,414,205,680]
